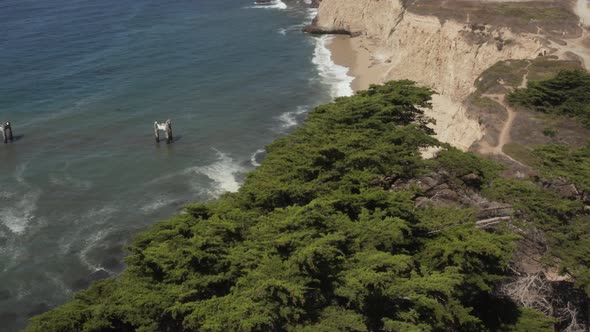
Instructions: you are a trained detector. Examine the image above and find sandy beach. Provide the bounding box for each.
[327,35,385,92]
[327,35,484,155]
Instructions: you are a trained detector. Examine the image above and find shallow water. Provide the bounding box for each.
[0,0,353,330]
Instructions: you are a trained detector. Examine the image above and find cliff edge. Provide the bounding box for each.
[311,0,575,151]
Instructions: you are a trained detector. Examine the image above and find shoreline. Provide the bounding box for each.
[327,35,384,92]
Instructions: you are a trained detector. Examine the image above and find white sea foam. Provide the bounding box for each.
[84,206,118,224]
[277,23,307,35]
[59,205,117,260]
[312,35,354,99]
[79,228,113,273]
[278,105,308,129]
[145,150,243,198]
[187,149,243,197]
[271,0,288,10]
[306,8,318,23]
[250,148,266,167]
[0,190,41,235]
[0,164,41,235]
[140,196,176,213]
[249,0,287,10]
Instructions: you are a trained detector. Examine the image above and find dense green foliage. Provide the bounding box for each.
[485,144,590,296]
[508,69,590,126]
[533,143,590,192]
[29,81,554,331]
[485,178,589,292]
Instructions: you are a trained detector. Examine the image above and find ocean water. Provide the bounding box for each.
[0,0,353,330]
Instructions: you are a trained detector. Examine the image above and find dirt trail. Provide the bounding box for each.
[478,68,529,165]
[478,0,589,161]
[485,94,516,154]
[478,93,525,167]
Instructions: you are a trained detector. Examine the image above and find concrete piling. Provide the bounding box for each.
[154,119,173,144]
[154,121,160,143]
[1,122,13,144]
[165,119,173,144]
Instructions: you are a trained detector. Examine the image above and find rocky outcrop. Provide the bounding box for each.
[309,0,321,9]
[311,0,549,151]
[542,177,590,205]
[302,25,356,36]
[389,170,514,225]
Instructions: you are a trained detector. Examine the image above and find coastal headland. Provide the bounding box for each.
[308,0,590,155]
[23,1,590,331]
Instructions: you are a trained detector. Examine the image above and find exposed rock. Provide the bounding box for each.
[312,0,547,151]
[390,171,512,221]
[461,172,482,187]
[555,183,580,199]
[309,0,321,9]
[302,25,356,36]
[542,178,585,201]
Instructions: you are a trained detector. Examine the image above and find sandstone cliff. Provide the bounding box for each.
[313,0,550,151]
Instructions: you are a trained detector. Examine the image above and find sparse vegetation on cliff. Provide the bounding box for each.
[27,81,589,331]
[509,69,590,127]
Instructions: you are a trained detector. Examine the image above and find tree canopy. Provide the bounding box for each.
[508,69,590,127]
[28,81,562,332]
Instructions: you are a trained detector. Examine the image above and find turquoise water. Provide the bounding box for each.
[0,0,352,330]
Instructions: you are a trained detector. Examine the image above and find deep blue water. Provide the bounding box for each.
[0,0,349,330]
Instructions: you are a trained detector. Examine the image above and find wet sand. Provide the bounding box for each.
[327,35,386,91]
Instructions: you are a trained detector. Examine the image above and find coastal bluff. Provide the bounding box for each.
[308,0,569,151]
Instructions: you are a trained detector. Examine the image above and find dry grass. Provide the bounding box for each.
[406,0,581,37]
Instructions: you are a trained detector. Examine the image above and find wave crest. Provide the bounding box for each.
[312,35,354,99]
[187,149,244,197]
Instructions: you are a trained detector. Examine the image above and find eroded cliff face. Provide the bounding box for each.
[314,0,548,151]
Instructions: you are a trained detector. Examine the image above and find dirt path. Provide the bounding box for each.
[478,93,526,168]
[486,94,516,154]
[478,68,530,165]
[475,0,588,165]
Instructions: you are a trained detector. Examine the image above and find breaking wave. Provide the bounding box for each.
[312,35,354,99]
[249,0,287,10]
[187,149,244,197]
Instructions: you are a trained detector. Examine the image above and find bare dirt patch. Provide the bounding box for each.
[468,57,590,171]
